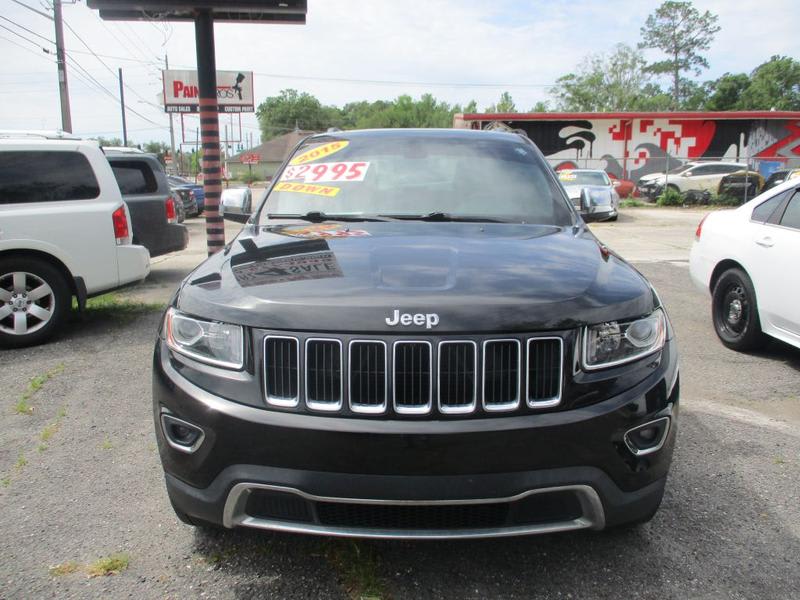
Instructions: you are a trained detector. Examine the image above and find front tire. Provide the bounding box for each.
[712,267,766,351]
[0,257,71,348]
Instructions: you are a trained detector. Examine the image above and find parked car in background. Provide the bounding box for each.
[220,186,253,219]
[106,151,189,258]
[637,162,746,199]
[0,132,150,347]
[168,175,205,214]
[172,187,198,219]
[557,169,619,221]
[715,170,763,204]
[762,168,800,192]
[690,180,800,351]
[609,176,635,199]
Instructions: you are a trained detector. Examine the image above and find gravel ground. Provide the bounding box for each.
[1,259,798,599]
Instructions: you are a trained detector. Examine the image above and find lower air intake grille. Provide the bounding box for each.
[349,341,387,413]
[305,339,342,410]
[438,342,477,413]
[527,338,563,406]
[393,342,432,414]
[483,340,520,410]
[264,337,299,406]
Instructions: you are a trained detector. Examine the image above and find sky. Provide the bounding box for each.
[1,0,798,148]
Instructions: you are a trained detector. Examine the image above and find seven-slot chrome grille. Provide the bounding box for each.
[262,334,564,417]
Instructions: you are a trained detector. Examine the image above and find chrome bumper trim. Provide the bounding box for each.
[222,482,605,539]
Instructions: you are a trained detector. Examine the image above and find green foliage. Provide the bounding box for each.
[705,73,751,110]
[709,193,741,206]
[256,89,342,140]
[620,199,645,208]
[656,187,684,206]
[639,1,720,107]
[552,44,670,111]
[484,91,517,113]
[739,56,800,110]
[86,553,130,577]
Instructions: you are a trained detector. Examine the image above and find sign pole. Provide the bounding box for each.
[195,9,225,255]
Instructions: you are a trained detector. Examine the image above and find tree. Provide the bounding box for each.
[529,101,549,112]
[639,1,720,108]
[704,73,750,111]
[255,89,341,139]
[485,92,517,113]
[551,44,669,111]
[739,56,800,110]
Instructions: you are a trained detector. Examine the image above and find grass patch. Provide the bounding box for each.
[620,198,645,208]
[49,562,80,577]
[15,364,65,415]
[37,443,48,453]
[41,422,59,442]
[15,454,27,470]
[101,438,113,450]
[325,540,386,600]
[86,553,130,577]
[656,187,683,207]
[77,293,164,323]
[1,477,10,487]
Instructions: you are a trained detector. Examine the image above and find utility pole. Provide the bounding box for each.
[118,68,128,145]
[53,0,72,132]
[165,54,177,174]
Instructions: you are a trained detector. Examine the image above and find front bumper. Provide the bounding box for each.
[153,333,679,538]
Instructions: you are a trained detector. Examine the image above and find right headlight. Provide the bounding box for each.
[165,307,244,370]
[582,308,666,370]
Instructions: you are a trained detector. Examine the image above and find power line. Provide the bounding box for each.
[251,70,557,89]
[10,0,53,21]
[0,15,54,45]
[0,33,54,64]
[0,21,50,49]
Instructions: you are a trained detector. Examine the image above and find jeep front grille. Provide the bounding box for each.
[483,340,521,411]
[262,333,564,417]
[438,341,477,413]
[349,341,387,413]
[393,341,432,414]
[305,339,343,411]
[264,336,299,407]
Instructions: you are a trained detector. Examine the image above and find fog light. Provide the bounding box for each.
[161,413,205,453]
[624,417,670,456]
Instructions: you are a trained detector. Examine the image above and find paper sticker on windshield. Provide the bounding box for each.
[289,141,349,165]
[273,182,341,197]
[279,224,371,239]
[280,161,369,184]
[558,170,576,181]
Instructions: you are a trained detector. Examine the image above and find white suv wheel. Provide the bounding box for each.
[0,271,56,336]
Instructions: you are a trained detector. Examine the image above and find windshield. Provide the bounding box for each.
[258,134,573,225]
[557,170,609,187]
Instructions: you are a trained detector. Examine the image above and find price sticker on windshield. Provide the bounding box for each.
[273,182,341,197]
[289,140,349,165]
[280,161,370,183]
[558,170,577,181]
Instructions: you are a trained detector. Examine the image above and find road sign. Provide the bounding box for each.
[162,70,255,113]
[241,153,261,165]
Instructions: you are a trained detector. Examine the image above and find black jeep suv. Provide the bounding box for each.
[153,129,679,539]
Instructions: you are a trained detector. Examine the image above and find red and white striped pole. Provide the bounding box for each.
[194,10,225,255]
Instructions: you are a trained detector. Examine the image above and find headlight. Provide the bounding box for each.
[165,307,244,369]
[582,308,666,370]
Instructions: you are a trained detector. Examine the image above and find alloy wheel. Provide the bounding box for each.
[0,271,56,336]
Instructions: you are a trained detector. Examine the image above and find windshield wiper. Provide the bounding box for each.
[380,212,505,223]
[266,211,388,223]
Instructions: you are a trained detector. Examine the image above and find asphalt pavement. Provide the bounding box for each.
[1,208,798,599]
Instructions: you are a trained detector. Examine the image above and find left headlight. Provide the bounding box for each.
[165,307,244,369]
[582,308,666,370]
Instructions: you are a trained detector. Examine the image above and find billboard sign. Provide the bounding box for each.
[241,153,261,165]
[162,70,254,113]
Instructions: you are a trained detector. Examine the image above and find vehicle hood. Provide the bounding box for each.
[176,221,657,333]
[638,172,665,183]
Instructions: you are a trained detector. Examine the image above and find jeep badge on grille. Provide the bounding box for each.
[385,310,439,329]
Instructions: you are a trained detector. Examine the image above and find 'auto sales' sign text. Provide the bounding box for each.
[162,70,255,113]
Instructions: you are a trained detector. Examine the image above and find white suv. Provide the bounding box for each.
[637,161,747,198]
[0,132,150,347]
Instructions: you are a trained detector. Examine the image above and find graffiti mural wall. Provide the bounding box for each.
[456,113,800,181]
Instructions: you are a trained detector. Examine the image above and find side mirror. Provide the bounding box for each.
[579,188,593,213]
[224,212,250,224]
[682,171,692,177]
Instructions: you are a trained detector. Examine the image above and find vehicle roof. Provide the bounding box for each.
[0,130,83,141]
[305,128,527,143]
[0,137,99,148]
[559,169,607,174]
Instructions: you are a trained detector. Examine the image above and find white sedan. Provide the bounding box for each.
[690,179,800,351]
